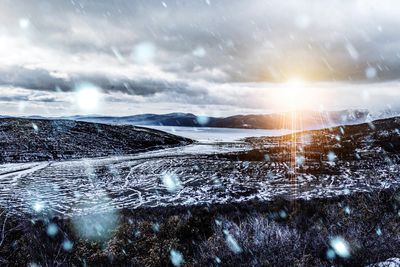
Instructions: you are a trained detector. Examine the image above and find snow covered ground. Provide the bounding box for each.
[141,125,294,142]
[0,140,399,217]
[1,117,399,218]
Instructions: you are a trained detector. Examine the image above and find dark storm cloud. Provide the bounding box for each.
[0,90,59,103]
[0,66,209,98]
[0,95,30,102]
[0,67,67,92]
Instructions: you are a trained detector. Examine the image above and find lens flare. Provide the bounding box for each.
[75,82,102,111]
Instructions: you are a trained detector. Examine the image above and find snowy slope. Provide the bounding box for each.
[0,118,192,163]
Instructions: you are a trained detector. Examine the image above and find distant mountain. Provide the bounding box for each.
[64,110,381,130]
[206,110,370,130]
[3,109,397,130]
[0,118,192,163]
[68,113,203,127]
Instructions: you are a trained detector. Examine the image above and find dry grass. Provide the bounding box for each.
[0,189,399,266]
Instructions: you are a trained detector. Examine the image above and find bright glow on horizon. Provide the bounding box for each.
[284,77,307,110]
[275,77,315,111]
[286,77,306,86]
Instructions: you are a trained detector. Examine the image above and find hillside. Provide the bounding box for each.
[246,116,400,160]
[0,118,192,163]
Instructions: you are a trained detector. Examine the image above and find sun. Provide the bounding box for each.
[286,77,306,87]
[279,76,311,111]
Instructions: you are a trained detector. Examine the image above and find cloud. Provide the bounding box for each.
[1,0,400,84]
[0,66,210,99]
[1,0,400,116]
[0,87,62,106]
[2,79,400,117]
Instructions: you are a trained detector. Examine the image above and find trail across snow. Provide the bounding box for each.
[0,143,249,216]
[0,142,399,217]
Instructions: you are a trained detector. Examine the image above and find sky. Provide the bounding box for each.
[0,0,400,117]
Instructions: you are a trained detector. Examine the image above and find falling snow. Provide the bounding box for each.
[0,1,400,265]
[330,236,351,259]
[224,230,242,254]
[170,249,184,266]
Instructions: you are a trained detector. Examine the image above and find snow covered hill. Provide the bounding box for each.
[0,118,192,163]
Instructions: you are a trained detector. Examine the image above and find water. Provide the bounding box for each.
[142,125,293,142]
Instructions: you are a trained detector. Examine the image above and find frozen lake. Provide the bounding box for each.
[141,125,294,142]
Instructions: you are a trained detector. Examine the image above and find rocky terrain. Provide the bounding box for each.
[0,117,399,217]
[246,116,400,159]
[0,118,192,163]
[0,116,399,266]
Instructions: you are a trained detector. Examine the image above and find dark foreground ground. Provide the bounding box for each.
[0,189,399,266]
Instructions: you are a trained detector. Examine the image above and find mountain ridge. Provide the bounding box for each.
[1,109,398,130]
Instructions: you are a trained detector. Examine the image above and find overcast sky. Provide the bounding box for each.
[1,0,400,116]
